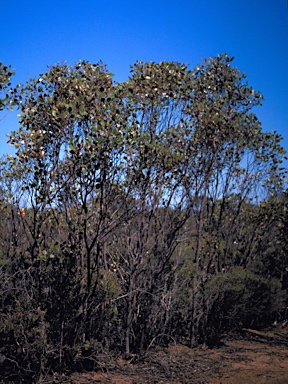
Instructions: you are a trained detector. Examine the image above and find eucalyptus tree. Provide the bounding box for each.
[114,61,196,354]
[1,54,286,380]
[7,61,137,376]
[177,54,286,345]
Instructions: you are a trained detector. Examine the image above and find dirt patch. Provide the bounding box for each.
[51,327,288,384]
[207,339,288,384]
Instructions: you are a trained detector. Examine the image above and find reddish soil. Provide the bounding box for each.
[51,327,288,384]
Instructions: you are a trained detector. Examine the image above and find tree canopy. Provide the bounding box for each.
[0,54,287,382]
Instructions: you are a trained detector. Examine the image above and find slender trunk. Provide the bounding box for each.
[37,309,47,383]
[190,276,200,347]
[125,275,136,356]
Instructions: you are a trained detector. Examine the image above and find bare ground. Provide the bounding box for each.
[51,326,288,384]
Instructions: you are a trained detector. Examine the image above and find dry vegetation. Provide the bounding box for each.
[47,325,288,384]
[0,57,287,383]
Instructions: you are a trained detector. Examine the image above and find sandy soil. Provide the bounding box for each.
[51,327,288,384]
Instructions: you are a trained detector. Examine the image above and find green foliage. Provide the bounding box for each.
[0,62,14,112]
[0,54,287,380]
[204,267,284,345]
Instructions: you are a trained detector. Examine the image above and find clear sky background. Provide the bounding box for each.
[1,0,288,168]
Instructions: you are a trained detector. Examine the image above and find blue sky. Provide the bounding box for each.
[1,0,288,168]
